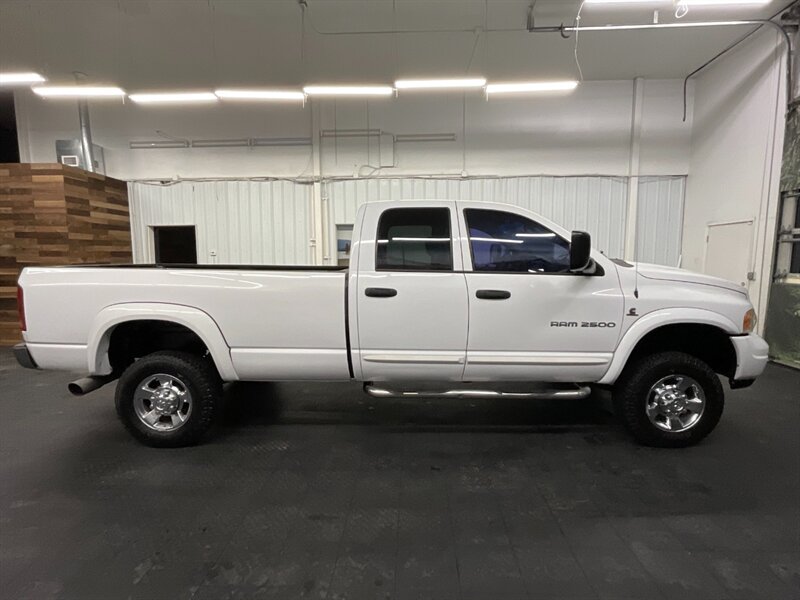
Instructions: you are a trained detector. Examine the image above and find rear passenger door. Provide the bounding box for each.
[354,202,469,381]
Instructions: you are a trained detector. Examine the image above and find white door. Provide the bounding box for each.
[457,203,624,382]
[704,220,753,288]
[354,202,469,381]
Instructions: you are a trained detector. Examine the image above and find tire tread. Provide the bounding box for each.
[115,351,222,447]
[613,351,724,448]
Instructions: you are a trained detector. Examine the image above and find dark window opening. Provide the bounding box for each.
[154,226,197,264]
[376,207,452,271]
[465,209,570,273]
[0,91,20,163]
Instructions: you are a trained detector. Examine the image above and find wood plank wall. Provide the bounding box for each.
[0,163,132,346]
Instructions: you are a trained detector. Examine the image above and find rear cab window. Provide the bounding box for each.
[376,207,453,271]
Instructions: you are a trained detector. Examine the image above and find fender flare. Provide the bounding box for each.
[87,302,238,381]
[597,307,739,385]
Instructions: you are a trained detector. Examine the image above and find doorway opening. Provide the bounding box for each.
[153,226,197,264]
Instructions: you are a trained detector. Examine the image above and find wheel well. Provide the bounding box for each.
[626,323,737,378]
[107,320,211,372]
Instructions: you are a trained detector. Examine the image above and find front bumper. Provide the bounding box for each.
[730,333,769,382]
[13,343,38,369]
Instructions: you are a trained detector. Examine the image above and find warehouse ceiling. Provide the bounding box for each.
[0,0,793,88]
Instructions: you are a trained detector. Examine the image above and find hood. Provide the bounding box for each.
[626,262,748,295]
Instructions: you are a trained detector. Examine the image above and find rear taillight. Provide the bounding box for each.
[17,286,26,332]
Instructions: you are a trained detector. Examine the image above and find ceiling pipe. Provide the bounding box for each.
[527,17,794,121]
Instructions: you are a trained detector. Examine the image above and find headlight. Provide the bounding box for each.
[743,308,757,333]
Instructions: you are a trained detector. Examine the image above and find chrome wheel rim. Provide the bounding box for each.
[133,373,192,432]
[646,374,705,433]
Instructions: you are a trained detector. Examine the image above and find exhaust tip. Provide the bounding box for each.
[68,374,118,396]
[67,381,86,396]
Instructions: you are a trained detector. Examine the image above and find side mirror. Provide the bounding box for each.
[570,231,592,272]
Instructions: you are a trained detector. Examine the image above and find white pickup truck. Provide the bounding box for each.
[14,200,768,448]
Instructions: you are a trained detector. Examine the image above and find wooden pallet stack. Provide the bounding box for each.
[0,163,132,346]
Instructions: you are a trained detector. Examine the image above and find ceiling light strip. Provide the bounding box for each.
[215,89,305,101]
[395,78,487,90]
[0,72,46,85]
[33,86,125,97]
[486,81,579,94]
[303,85,394,97]
[129,92,217,103]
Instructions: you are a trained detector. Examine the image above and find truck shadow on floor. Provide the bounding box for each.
[221,380,615,433]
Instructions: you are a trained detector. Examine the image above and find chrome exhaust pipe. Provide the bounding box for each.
[68,374,118,396]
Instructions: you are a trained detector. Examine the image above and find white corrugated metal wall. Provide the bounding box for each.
[327,177,629,258]
[636,176,685,267]
[129,181,313,264]
[327,176,685,264]
[129,176,684,267]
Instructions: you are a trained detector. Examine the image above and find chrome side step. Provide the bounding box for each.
[364,384,592,400]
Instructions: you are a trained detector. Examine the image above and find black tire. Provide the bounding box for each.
[115,351,222,447]
[613,351,724,448]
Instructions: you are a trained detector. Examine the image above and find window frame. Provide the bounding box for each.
[374,206,455,273]
[462,208,604,277]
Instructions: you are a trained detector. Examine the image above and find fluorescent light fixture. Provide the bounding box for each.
[515,233,556,238]
[215,89,305,101]
[32,86,125,98]
[394,78,487,90]
[0,72,46,85]
[303,85,394,97]
[129,92,217,103]
[486,81,579,94]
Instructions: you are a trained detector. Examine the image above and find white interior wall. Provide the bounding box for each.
[129,175,684,267]
[129,181,313,265]
[683,28,787,325]
[14,78,692,180]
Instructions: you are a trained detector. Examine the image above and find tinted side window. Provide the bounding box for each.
[465,209,570,273]
[376,208,453,271]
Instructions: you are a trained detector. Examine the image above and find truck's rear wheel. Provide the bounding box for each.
[613,351,724,447]
[115,351,222,447]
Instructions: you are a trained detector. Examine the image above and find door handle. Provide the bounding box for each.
[476,289,511,300]
[365,287,398,298]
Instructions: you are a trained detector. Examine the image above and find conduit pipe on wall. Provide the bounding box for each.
[527,18,794,122]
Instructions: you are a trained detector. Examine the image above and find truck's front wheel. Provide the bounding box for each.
[613,351,724,447]
[115,351,222,447]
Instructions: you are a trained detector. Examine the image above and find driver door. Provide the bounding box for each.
[457,203,624,382]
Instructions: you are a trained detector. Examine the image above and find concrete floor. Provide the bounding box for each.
[0,351,798,600]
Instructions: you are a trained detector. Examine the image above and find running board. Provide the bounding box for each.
[363,384,591,400]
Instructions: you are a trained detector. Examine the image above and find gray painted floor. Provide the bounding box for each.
[1,351,798,600]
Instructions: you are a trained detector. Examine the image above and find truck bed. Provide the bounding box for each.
[19,265,351,380]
